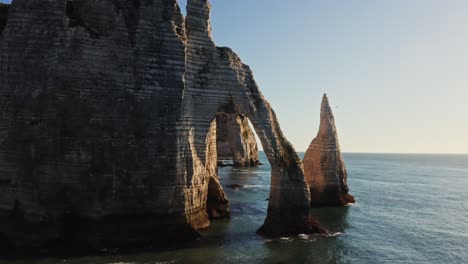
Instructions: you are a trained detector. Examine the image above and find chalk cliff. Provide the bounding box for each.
[216,113,260,167]
[303,94,355,206]
[0,0,316,252]
[0,3,8,34]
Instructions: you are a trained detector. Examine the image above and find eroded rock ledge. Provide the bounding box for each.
[303,94,355,206]
[0,0,315,253]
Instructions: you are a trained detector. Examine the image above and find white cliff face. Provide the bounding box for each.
[0,0,318,251]
[216,113,260,167]
[303,94,355,206]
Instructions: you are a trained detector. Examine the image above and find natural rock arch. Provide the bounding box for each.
[179,0,313,236]
[215,112,260,167]
[0,0,319,251]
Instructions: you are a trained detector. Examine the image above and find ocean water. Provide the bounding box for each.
[2,152,467,264]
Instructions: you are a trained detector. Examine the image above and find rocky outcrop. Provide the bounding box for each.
[216,113,260,167]
[181,0,313,238]
[0,3,8,34]
[205,119,230,220]
[0,0,315,252]
[303,94,355,206]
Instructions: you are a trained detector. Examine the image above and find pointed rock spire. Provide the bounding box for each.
[303,94,355,206]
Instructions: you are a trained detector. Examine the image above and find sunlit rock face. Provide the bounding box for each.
[205,119,230,220]
[216,113,260,167]
[0,0,314,251]
[303,94,355,206]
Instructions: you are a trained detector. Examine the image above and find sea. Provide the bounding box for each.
[1,152,467,264]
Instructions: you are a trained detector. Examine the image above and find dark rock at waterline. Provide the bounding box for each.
[227,184,247,189]
[257,216,328,238]
[207,176,230,220]
[217,161,234,167]
[0,3,8,34]
[0,213,201,258]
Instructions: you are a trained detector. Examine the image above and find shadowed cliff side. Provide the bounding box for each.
[303,94,355,206]
[205,119,230,220]
[216,113,260,167]
[0,3,8,34]
[0,0,192,252]
[0,0,319,253]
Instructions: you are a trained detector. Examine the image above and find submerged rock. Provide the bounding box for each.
[0,0,314,252]
[258,216,328,238]
[303,94,355,206]
[216,113,260,167]
[226,184,246,189]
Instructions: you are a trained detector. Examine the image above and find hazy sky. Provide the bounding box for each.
[2,0,467,154]
[184,0,468,154]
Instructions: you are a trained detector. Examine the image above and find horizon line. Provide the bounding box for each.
[258,150,468,155]
[342,151,468,155]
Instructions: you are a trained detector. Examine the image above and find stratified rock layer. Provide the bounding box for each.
[205,119,230,220]
[0,0,313,251]
[0,3,8,34]
[303,94,354,206]
[216,113,260,167]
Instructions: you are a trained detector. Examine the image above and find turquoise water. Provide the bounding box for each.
[2,153,467,263]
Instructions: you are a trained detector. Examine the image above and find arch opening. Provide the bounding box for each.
[215,112,261,168]
[202,111,266,225]
[182,86,314,236]
[204,118,230,220]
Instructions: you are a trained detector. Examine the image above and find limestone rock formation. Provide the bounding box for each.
[0,0,315,252]
[205,119,230,220]
[0,3,8,34]
[216,113,260,167]
[303,94,355,206]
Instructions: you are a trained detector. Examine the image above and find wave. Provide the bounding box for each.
[327,232,343,237]
[235,171,267,175]
[271,232,344,243]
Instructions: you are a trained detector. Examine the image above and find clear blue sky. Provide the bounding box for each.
[2,0,467,154]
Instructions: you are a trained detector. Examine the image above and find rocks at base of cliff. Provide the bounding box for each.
[303,94,355,206]
[0,212,201,256]
[204,117,231,221]
[206,176,230,220]
[216,113,260,167]
[257,213,328,238]
[0,3,8,34]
